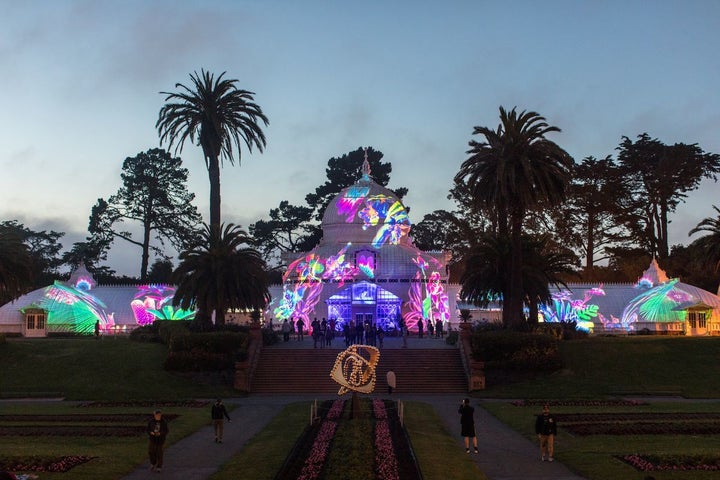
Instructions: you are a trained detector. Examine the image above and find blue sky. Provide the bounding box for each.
[2,0,719,277]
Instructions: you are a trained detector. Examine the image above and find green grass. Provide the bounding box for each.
[477,336,720,398]
[481,400,720,480]
[210,402,309,480]
[0,402,216,479]
[404,401,488,480]
[0,337,238,400]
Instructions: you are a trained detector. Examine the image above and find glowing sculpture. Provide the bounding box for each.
[330,345,380,395]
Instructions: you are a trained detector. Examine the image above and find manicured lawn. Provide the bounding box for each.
[476,336,720,399]
[0,402,217,479]
[0,337,238,400]
[212,400,486,480]
[481,400,720,480]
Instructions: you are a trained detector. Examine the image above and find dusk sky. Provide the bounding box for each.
[2,0,719,277]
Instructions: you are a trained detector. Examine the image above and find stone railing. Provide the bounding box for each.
[458,322,485,391]
[234,323,263,392]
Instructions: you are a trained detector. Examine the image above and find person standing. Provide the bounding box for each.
[147,409,169,472]
[417,318,424,339]
[427,318,434,338]
[535,404,558,462]
[297,318,305,341]
[458,398,479,453]
[311,317,321,348]
[386,369,396,395]
[281,319,291,342]
[211,398,231,443]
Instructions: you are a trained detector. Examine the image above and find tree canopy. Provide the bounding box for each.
[88,148,202,281]
[157,69,268,229]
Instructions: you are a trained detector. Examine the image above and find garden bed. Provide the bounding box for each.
[618,454,720,471]
[0,455,95,473]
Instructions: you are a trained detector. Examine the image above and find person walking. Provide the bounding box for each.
[535,404,558,462]
[458,398,479,453]
[211,398,231,443]
[147,409,169,472]
[386,369,396,395]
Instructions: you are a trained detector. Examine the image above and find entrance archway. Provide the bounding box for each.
[326,281,402,332]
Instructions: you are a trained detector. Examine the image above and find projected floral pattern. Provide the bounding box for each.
[539,286,606,332]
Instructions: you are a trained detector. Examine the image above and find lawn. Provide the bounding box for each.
[2,335,720,479]
[0,337,238,400]
[476,336,720,398]
[481,400,720,480]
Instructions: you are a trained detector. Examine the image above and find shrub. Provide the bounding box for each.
[262,327,280,346]
[156,320,192,344]
[169,331,248,354]
[470,330,562,371]
[163,348,234,371]
[0,333,5,344]
[445,330,459,346]
[129,324,160,343]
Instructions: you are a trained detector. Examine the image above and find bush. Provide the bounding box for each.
[470,330,562,371]
[129,325,160,343]
[0,333,5,344]
[262,327,280,346]
[169,331,248,354]
[163,348,234,371]
[445,330,459,346]
[156,320,192,345]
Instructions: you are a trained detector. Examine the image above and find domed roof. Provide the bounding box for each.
[320,154,412,247]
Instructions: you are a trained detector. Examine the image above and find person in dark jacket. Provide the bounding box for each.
[535,404,558,461]
[147,409,169,472]
[458,398,479,453]
[211,398,232,443]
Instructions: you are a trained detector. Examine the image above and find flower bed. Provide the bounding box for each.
[0,455,95,473]
[618,454,720,471]
[277,398,422,480]
[373,399,399,480]
[77,400,208,408]
[510,399,647,407]
[564,421,720,436]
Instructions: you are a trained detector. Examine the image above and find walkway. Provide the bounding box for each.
[123,331,585,478]
[121,393,586,480]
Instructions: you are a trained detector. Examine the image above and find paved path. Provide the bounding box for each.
[121,394,586,480]
[122,334,586,479]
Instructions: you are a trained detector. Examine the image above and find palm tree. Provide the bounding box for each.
[0,229,34,304]
[172,224,270,327]
[522,235,579,327]
[689,205,720,271]
[157,70,269,229]
[455,107,573,329]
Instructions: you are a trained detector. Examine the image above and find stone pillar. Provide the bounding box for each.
[234,323,263,392]
[459,322,485,391]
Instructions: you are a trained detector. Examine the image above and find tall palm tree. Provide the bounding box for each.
[689,205,720,271]
[172,223,270,327]
[455,107,573,328]
[0,229,34,304]
[157,70,269,229]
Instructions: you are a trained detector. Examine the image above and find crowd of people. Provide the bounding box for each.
[276,316,451,348]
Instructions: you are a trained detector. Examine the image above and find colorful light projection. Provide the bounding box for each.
[337,185,370,222]
[131,284,195,325]
[404,254,450,331]
[539,286,606,332]
[43,281,114,334]
[273,243,358,322]
[355,250,376,278]
[621,279,690,327]
[358,196,411,248]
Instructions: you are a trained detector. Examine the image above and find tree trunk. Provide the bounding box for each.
[507,210,525,330]
[140,214,152,283]
[208,154,222,230]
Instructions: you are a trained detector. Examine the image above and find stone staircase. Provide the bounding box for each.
[250,347,468,394]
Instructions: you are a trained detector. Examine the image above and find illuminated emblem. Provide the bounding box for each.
[330,345,380,395]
